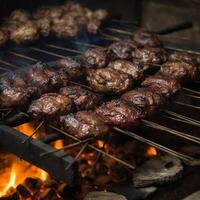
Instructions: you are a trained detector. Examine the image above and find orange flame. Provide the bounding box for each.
[147,146,157,157]
[0,122,49,197]
[54,140,64,149]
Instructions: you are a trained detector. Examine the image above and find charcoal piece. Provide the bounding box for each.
[108,183,157,200]
[84,191,127,200]
[133,155,183,187]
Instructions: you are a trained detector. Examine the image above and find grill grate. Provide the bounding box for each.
[0,21,200,183]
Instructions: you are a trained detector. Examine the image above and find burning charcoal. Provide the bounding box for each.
[95,175,111,186]
[108,183,157,200]
[109,164,132,183]
[23,177,42,191]
[0,192,19,200]
[40,188,63,200]
[133,155,183,187]
[84,191,127,200]
[43,178,58,188]
[16,184,32,199]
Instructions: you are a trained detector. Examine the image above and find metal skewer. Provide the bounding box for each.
[142,119,200,144]
[113,127,195,162]
[40,138,93,157]
[49,125,135,170]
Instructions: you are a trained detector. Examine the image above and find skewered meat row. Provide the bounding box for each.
[55,75,181,139]
[59,111,109,139]
[87,68,133,94]
[0,1,108,46]
[28,93,72,120]
[0,62,68,108]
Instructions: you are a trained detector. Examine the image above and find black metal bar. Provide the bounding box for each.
[0,125,77,184]
[41,133,63,144]
[157,21,193,35]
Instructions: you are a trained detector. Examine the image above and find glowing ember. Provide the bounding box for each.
[97,140,104,148]
[147,146,157,157]
[54,140,64,149]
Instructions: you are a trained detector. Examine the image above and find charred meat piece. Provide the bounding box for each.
[168,52,198,64]
[108,40,136,60]
[24,62,68,95]
[36,18,51,37]
[141,76,181,97]
[59,86,101,110]
[9,21,39,44]
[56,57,83,78]
[28,93,72,120]
[108,60,144,81]
[133,29,161,47]
[52,17,79,38]
[87,68,133,94]
[121,88,164,116]
[161,61,199,81]
[0,73,36,108]
[9,9,31,22]
[93,9,108,21]
[82,47,109,69]
[87,19,101,34]
[0,29,8,47]
[59,111,109,139]
[132,47,167,65]
[96,99,143,128]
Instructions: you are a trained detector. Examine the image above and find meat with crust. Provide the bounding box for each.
[9,21,39,44]
[87,68,133,94]
[121,88,164,116]
[108,40,136,60]
[132,46,167,65]
[133,29,161,47]
[0,73,36,108]
[56,57,83,78]
[59,111,109,139]
[161,61,199,81]
[82,47,109,69]
[108,60,144,81]
[0,29,8,47]
[9,9,31,22]
[24,62,68,95]
[28,93,72,120]
[59,86,101,110]
[141,76,181,97]
[96,99,143,128]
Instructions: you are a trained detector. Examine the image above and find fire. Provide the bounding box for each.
[147,146,157,157]
[0,122,49,197]
[97,140,104,148]
[54,140,64,149]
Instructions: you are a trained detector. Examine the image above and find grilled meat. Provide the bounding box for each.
[132,46,167,65]
[51,16,79,38]
[9,21,39,44]
[0,73,36,108]
[96,99,143,128]
[59,86,101,110]
[9,9,31,22]
[35,18,51,37]
[141,76,181,97]
[28,93,72,120]
[59,111,109,139]
[121,88,163,116]
[108,60,144,81]
[87,68,133,94]
[168,52,198,64]
[82,47,110,69]
[0,29,8,47]
[56,57,83,78]
[24,62,68,95]
[108,40,136,60]
[161,61,199,81]
[133,29,161,47]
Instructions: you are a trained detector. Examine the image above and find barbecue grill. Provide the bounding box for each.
[0,1,200,200]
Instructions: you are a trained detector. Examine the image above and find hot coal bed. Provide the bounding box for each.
[0,1,200,200]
